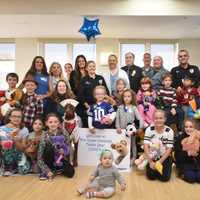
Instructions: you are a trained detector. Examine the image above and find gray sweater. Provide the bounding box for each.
[115,105,144,129]
[91,164,125,188]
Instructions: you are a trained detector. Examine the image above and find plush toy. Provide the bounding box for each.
[111,140,128,165]
[135,138,164,174]
[101,114,112,125]
[181,131,200,157]
[194,109,200,120]
[125,123,137,137]
[143,91,154,113]
[1,140,13,150]
[23,138,40,160]
[0,89,23,117]
[63,103,80,167]
[51,135,70,167]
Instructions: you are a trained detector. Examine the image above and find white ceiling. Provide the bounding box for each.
[0,15,200,39]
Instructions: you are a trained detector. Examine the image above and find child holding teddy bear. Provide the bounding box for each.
[174,118,200,183]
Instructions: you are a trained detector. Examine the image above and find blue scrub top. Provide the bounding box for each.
[34,72,49,95]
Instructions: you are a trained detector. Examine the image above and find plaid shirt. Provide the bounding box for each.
[22,93,43,128]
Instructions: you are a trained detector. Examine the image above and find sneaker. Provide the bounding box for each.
[39,173,48,180]
[3,171,12,177]
[77,187,85,195]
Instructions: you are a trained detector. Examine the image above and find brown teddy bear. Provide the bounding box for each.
[181,130,200,157]
[111,140,128,165]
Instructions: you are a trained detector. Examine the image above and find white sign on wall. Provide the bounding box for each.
[78,128,131,171]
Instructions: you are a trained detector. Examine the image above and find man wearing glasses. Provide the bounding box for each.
[171,49,200,90]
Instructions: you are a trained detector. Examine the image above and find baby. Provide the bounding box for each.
[77,149,126,198]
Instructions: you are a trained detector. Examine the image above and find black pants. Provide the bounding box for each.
[43,143,75,178]
[165,106,184,132]
[146,157,172,182]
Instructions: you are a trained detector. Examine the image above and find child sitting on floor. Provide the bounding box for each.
[77,149,126,198]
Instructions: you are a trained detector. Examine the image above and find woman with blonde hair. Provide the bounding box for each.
[49,62,70,91]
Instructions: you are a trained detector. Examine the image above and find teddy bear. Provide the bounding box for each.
[181,131,200,157]
[111,140,128,165]
[0,89,23,117]
[51,135,70,167]
[23,138,40,161]
[135,137,165,174]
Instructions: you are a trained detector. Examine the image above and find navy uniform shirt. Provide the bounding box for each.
[78,74,109,106]
[121,64,143,93]
[171,64,200,88]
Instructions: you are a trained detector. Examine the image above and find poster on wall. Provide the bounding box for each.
[78,128,131,172]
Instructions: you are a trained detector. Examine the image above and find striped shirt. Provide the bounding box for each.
[144,125,174,156]
[157,87,177,108]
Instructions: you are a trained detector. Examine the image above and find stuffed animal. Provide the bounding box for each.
[23,138,40,160]
[101,114,112,125]
[194,109,200,119]
[1,140,13,150]
[181,131,200,156]
[51,135,70,167]
[135,137,164,174]
[111,140,128,165]
[63,103,80,167]
[0,89,23,117]
[125,123,137,137]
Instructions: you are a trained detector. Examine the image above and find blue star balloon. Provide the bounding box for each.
[79,17,101,41]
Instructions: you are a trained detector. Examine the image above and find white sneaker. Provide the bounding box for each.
[3,171,12,177]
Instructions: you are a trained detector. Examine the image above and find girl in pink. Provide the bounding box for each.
[136,77,156,127]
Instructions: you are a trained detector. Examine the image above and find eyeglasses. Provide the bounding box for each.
[179,54,188,58]
[10,115,22,119]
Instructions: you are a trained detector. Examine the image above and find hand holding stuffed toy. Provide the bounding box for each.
[135,138,163,171]
[51,135,70,167]
[101,114,112,125]
[125,123,137,137]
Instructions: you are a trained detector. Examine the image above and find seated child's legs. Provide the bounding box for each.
[146,157,172,182]
[101,187,115,198]
[42,143,55,171]
[62,160,75,178]
[195,170,200,183]
[157,157,172,182]
[146,164,158,180]
[183,170,196,183]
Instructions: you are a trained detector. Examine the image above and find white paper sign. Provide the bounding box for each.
[78,128,131,171]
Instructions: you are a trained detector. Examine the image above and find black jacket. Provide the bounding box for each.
[174,132,200,172]
[171,64,200,88]
[77,74,109,105]
[121,64,143,92]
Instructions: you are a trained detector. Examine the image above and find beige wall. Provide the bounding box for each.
[12,38,200,81]
[15,38,39,82]
[179,39,200,66]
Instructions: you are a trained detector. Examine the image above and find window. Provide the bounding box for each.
[120,44,145,67]
[44,43,67,69]
[150,44,176,71]
[73,44,96,65]
[0,43,15,90]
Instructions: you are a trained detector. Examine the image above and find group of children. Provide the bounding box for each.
[0,54,200,199]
